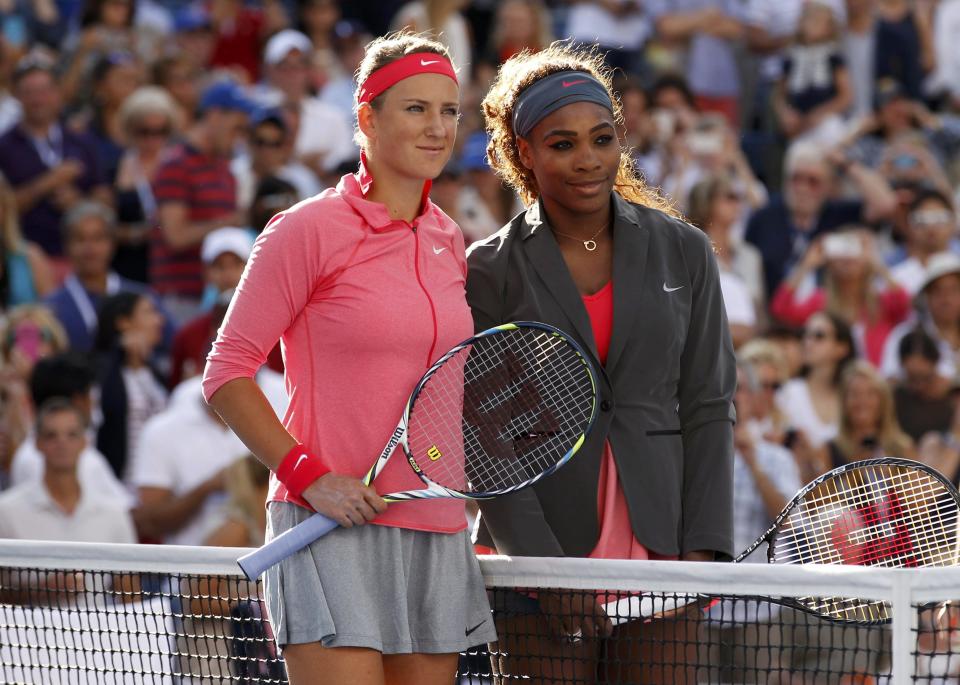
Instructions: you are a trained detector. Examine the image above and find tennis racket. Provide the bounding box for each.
[238,321,599,580]
[728,457,960,624]
[588,458,960,631]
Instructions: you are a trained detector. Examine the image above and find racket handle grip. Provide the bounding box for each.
[237,512,340,580]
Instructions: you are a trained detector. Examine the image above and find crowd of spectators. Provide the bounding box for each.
[2,0,960,603]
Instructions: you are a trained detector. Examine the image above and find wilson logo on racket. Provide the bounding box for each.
[829,490,918,568]
[427,446,442,461]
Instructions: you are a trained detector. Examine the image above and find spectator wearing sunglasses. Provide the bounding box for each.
[739,338,791,446]
[889,189,959,296]
[112,86,177,284]
[776,311,856,482]
[688,174,765,347]
[79,52,143,186]
[745,141,896,297]
[231,107,320,213]
[259,29,355,183]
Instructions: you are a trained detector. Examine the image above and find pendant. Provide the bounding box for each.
[583,240,598,251]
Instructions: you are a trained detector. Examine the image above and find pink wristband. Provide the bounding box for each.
[276,444,331,499]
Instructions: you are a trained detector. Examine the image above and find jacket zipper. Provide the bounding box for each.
[411,225,440,368]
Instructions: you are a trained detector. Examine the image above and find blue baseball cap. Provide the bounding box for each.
[460,132,489,171]
[250,106,288,131]
[173,4,211,33]
[199,80,258,116]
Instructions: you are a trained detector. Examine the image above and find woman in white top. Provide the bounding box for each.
[687,174,766,347]
[776,310,856,482]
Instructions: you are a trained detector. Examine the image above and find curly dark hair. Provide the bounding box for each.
[481,42,677,213]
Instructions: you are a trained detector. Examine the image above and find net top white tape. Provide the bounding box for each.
[0,539,953,604]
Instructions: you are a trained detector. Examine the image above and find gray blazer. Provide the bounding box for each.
[465,192,736,560]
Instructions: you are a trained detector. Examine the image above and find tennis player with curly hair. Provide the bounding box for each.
[467,44,736,684]
[203,33,496,685]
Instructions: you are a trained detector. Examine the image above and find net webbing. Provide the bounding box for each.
[2,541,959,683]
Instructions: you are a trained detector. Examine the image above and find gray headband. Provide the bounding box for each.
[512,70,613,138]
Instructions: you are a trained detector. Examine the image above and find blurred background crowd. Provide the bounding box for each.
[1,0,960,572]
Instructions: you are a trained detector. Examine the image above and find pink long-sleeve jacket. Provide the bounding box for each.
[202,168,473,534]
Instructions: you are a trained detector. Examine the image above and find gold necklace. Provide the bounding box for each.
[551,221,609,252]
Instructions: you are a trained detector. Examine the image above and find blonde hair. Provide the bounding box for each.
[118,86,177,143]
[797,0,843,44]
[223,455,271,523]
[686,174,735,232]
[739,339,789,381]
[1,304,69,361]
[823,227,879,325]
[481,42,676,213]
[834,361,913,462]
[353,31,456,149]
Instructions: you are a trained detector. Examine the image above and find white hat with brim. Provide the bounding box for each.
[918,251,960,295]
[202,227,255,265]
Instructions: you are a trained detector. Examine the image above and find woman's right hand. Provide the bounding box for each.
[301,473,387,528]
[538,590,613,641]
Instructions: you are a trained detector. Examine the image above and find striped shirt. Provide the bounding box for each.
[151,144,237,298]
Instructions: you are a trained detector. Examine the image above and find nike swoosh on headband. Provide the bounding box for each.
[562,79,588,88]
[421,59,440,66]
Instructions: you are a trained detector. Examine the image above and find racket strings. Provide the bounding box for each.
[776,481,956,567]
[406,328,595,494]
[765,464,960,622]
[464,332,593,489]
[773,468,958,567]
[777,468,947,554]
[455,333,589,489]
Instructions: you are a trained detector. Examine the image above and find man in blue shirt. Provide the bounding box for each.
[745,141,896,296]
[45,201,174,353]
[0,54,111,256]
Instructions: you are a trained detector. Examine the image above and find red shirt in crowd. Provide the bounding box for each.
[209,6,265,83]
[151,144,237,299]
[770,283,912,366]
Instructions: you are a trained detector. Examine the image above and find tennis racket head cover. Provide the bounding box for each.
[401,322,599,498]
[767,457,960,623]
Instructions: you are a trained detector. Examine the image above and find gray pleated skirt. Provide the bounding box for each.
[263,502,497,653]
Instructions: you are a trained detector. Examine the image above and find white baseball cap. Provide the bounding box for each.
[918,251,960,294]
[202,227,254,265]
[263,29,313,66]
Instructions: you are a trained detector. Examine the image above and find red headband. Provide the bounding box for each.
[357,52,458,105]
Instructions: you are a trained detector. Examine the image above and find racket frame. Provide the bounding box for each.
[730,457,960,625]
[366,320,599,502]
